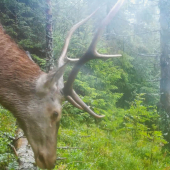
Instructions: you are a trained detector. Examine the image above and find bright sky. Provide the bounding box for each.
[131,0,148,5]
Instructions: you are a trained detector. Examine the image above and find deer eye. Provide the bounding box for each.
[53,111,58,118]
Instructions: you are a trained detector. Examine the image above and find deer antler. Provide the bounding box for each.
[61,0,124,118]
[58,7,100,68]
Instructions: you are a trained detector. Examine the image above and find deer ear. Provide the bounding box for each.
[45,63,68,88]
[36,63,67,94]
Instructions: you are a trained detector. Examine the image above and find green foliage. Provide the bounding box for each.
[0,0,160,108]
[122,95,167,164]
[1,99,168,170]
[32,54,46,71]
[62,57,123,125]
[0,107,18,170]
[53,95,169,170]
[0,0,168,169]
[0,0,46,64]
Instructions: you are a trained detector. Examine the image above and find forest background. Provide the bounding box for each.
[0,0,170,169]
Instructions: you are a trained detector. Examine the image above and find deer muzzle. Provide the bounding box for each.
[35,151,56,169]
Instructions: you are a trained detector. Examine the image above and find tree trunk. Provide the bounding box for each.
[160,0,170,113]
[14,128,37,170]
[159,0,170,143]
[45,0,54,72]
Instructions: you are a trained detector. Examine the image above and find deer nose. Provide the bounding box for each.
[36,152,56,169]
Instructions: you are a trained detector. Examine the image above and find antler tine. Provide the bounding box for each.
[58,7,100,67]
[67,58,79,62]
[63,0,124,118]
[89,0,124,58]
[66,96,83,110]
[71,90,104,118]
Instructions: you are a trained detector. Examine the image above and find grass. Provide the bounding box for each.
[0,105,170,170]
[54,113,170,170]
[0,107,18,170]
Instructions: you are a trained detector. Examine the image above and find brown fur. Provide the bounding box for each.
[0,27,61,169]
[0,27,42,115]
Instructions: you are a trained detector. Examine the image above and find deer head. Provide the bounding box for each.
[0,0,124,169]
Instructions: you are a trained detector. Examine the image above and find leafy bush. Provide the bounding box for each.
[0,107,18,170]
[56,95,169,170]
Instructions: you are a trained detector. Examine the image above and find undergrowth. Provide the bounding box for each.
[54,95,170,170]
[0,96,170,170]
[0,107,18,170]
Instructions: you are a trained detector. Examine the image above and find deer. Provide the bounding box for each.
[0,0,124,169]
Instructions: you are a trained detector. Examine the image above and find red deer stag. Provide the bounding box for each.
[0,0,124,169]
